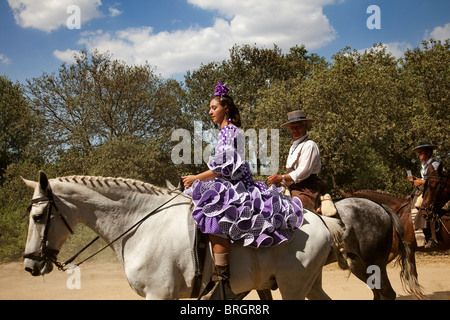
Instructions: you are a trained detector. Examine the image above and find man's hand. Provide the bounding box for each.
[268,174,282,186]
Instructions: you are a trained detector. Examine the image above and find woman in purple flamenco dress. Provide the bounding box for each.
[182,82,303,298]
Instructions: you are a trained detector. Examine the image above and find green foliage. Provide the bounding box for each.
[0,39,448,262]
[402,39,450,159]
[0,75,36,183]
[184,44,326,130]
[255,41,448,197]
[0,162,42,262]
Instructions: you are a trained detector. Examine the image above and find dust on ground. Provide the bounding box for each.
[1,253,448,300]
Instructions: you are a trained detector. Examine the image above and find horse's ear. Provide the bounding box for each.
[38,171,49,192]
[349,186,355,195]
[21,177,38,189]
[438,163,444,174]
[166,180,176,190]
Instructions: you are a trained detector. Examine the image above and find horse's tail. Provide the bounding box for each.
[382,205,426,300]
[321,216,349,270]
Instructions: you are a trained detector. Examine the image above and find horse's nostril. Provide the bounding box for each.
[25,266,40,276]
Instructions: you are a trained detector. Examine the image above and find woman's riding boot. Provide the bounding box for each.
[210,264,238,300]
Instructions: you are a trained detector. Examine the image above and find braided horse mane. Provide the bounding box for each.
[53,175,177,197]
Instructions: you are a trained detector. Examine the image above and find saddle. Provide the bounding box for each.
[186,202,208,298]
[284,170,335,216]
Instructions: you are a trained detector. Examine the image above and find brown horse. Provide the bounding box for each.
[418,163,450,251]
[340,188,418,278]
[341,164,450,279]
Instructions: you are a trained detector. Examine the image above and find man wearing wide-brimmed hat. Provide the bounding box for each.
[409,141,441,248]
[408,142,440,187]
[268,110,330,213]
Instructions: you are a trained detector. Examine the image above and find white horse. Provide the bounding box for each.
[22,172,345,300]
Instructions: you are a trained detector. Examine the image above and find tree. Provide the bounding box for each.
[26,50,185,183]
[255,44,419,195]
[402,39,450,163]
[27,50,184,156]
[184,44,326,130]
[0,75,35,184]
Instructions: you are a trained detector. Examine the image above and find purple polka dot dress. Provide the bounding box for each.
[185,124,303,248]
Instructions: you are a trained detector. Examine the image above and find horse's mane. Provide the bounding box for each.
[354,189,408,200]
[53,175,175,196]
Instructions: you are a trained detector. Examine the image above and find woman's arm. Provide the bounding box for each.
[182,170,221,189]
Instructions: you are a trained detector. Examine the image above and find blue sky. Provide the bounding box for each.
[0,0,449,85]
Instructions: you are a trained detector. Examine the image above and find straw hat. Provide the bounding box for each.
[412,142,438,153]
[280,110,315,128]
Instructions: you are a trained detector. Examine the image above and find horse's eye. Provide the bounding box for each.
[32,214,44,223]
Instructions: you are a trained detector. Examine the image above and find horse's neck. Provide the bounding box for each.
[52,178,176,244]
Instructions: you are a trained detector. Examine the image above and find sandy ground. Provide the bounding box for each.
[0,253,448,300]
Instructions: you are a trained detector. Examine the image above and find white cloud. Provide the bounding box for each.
[56,0,339,77]
[53,49,81,64]
[109,7,122,17]
[425,23,450,41]
[0,54,11,65]
[358,42,411,60]
[7,0,103,32]
[384,42,412,59]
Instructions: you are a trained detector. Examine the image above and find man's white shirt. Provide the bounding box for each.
[285,135,321,183]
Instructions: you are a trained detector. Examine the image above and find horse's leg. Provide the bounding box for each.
[257,289,273,300]
[345,252,396,300]
[277,266,325,300]
[377,266,396,300]
[306,272,331,300]
[363,264,396,300]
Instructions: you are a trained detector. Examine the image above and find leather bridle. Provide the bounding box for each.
[419,173,449,219]
[23,190,74,270]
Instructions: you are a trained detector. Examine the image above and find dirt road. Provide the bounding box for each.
[1,253,448,300]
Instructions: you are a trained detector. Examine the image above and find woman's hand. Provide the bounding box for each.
[182,170,222,189]
[182,175,197,189]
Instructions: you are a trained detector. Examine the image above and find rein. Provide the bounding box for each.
[24,188,185,272]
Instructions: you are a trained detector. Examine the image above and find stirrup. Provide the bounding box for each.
[209,274,238,300]
[424,239,439,249]
[198,272,238,300]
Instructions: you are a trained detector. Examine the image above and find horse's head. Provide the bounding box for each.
[22,172,75,276]
[420,163,449,217]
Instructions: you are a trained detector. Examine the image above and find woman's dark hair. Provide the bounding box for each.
[212,94,242,127]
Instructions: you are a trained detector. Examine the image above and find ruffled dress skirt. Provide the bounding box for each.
[188,178,303,248]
